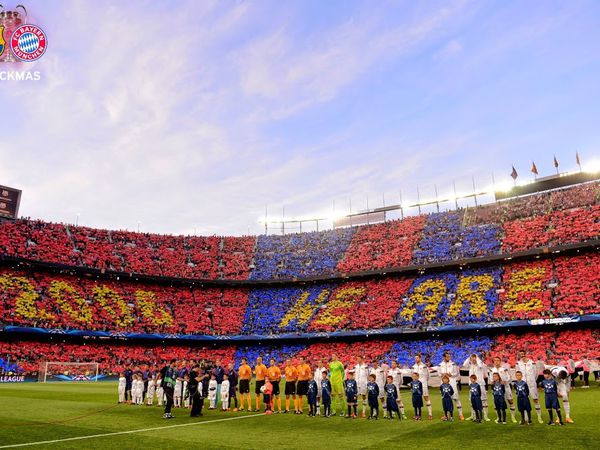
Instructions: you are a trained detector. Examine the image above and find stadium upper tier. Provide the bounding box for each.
[0,181,599,282]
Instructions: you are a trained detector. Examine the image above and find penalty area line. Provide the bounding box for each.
[0,413,264,448]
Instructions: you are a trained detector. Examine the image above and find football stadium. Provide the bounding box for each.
[1,1,600,449]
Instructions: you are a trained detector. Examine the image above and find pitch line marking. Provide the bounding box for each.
[0,413,264,448]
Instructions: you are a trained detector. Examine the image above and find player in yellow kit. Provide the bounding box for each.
[267,358,282,412]
[296,357,312,414]
[284,359,298,413]
[238,358,252,411]
[328,354,345,416]
[254,357,268,412]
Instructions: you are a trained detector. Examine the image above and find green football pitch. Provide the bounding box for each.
[0,382,598,449]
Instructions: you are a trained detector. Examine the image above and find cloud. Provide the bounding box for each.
[234,0,471,120]
[434,39,463,60]
[1,0,597,236]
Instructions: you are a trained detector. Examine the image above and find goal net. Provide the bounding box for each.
[38,361,100,383]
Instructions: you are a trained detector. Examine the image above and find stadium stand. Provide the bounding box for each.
[2,329,597,376]
[0,181,598,281]
[0,181,599,377]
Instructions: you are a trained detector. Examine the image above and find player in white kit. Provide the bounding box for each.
[463,354,490,421]
[174,377,182,408]
[208,375,218,409]
[387,360,407,419]
[314,360,327,416]
[412,354,432,419]
[489,356,517,423]
[220,375,230,411]
[118,373,126,403]
[156,373,164,406]
[354,356,370,418]
[183,377,190,408]
[438,352,464,420]
[132,375,143,405]
[549,365,574,423]
[146,375,156,406]
[516,351,544,423]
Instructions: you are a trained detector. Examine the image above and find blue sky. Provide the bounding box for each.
[0,0,599,235]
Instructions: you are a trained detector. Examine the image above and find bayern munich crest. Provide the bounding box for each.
[10,24,47,61]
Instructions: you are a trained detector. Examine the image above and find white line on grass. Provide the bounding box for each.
[0,413,264,448]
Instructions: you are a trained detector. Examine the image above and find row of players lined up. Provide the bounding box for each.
[119,350,578,424]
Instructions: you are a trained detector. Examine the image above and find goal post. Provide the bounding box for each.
[38,361,100,382]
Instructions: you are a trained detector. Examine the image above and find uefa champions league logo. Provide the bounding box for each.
[0,4,45,81]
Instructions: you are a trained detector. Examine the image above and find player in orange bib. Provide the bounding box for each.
[267,358,282,412]
[238,358,252,411]
[284,359,298,413]
[254,357,268,411]
[296,357,312,414]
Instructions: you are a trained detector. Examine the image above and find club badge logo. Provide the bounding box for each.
[11,24,46,61]
[0,26,5,57]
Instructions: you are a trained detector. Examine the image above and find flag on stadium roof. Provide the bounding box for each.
[531,161,538,176]
[510,165,518,180]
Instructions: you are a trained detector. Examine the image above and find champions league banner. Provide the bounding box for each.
[0,375,37,383]
[3,314,597,342]
[45,374,110,382]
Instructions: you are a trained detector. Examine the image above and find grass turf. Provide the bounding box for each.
[0,382,599,449]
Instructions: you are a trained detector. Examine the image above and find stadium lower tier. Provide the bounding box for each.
[1,251,599,337]
[1,329,598,375]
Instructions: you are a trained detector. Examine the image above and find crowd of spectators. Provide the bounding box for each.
[294,340,396,365]
[1,329,597,376]
[383,337,494,366]
[464,180,600,225]
[501,205,600,253]
[0,221,255,280]
[0,268,248,335]
[0,181,598,282]
[336,216,425,272]
[492,329,600,365]
[1,250,599,336]
[0,340,236,374]
[250,229,354,280]
[553,253,600,315]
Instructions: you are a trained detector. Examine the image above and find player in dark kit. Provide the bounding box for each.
[367,374,380,419]
[344,371,358,418]
[513,371,532,425]
[469,374,483,423]
[440,375,454,421]
[492,372,507,424]
[541,369,564,426]
[307,379,318,416]
[320,371,332,417]
[410,372,423,420]
[384,375,401,420]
